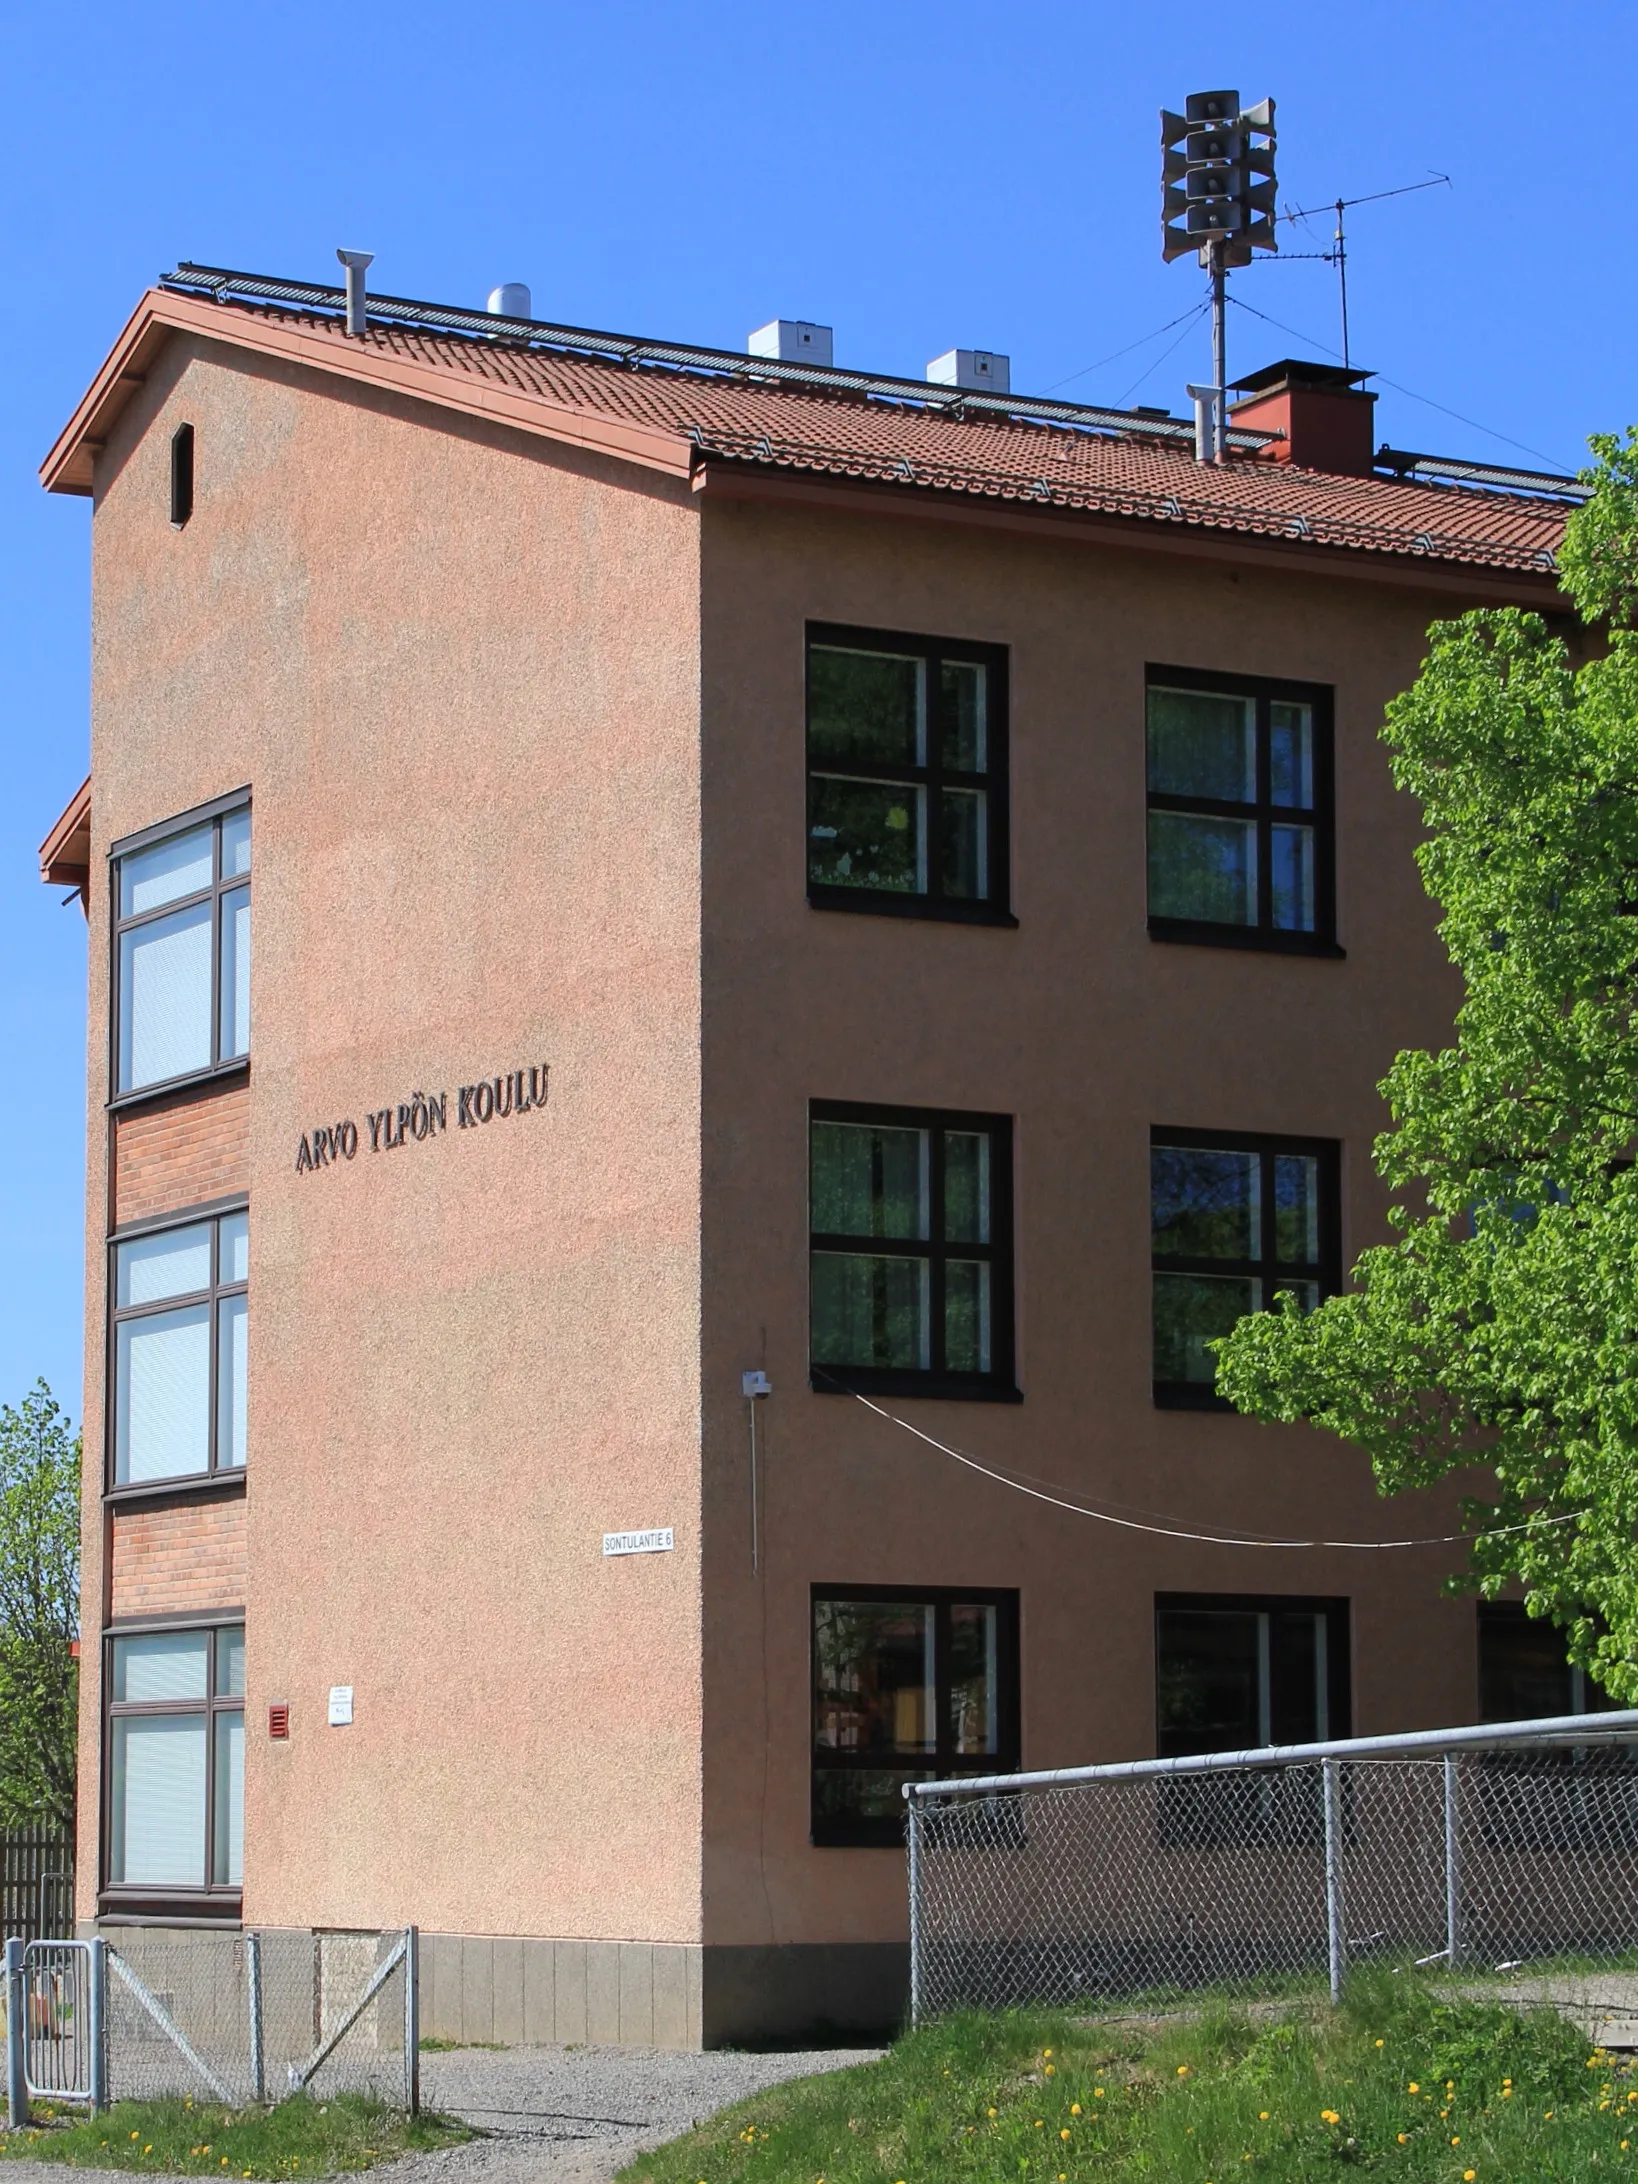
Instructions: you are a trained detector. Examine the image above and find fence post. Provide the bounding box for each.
[906,1797,922,2028]
[88,1936,109,2113]
[1443,1756,1463,1967]
[5,1935,27,2128]
[403,1928,419,2116]
[246,1933,265,2105]
[1322,1759,1346,2005]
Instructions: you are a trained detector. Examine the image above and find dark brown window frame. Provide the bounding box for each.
[101,1611,244,1926]
[811,1583,1020,1848]
[1146,663,1341,957]
[106,1197,248,1499]
[1151,1125,1341,1411]
[806,622,1015,927]
[109,790,251,1110]
[1155,1592,1353,1755]
[809,1099,1019,1401]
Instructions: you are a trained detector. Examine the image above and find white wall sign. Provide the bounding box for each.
[328,1685,354,1726]
[603,1527,675,1557]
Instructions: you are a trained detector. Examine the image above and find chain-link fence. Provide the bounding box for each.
[4,1929,418,2123]
[907,1709,1638,2031]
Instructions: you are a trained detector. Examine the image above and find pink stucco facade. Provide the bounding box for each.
[51,293,1563,2043]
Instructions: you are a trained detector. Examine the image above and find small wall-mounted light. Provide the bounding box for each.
[268,1702,290,1740]
[170,423,195,528]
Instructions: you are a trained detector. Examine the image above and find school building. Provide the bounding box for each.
[35,259,1591,2044]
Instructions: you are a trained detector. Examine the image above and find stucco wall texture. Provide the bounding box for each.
[82,337,705,1941]
[73,322,1525,2018]
[695,493,1478,1952]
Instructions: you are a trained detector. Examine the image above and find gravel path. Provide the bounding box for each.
[0,2041,886,2184]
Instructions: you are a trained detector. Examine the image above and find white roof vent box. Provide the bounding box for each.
[927,348,1011,395]
[748,319,834,367]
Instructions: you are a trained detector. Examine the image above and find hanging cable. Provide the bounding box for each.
[1115,302,1213,408]
[1040,295,1212,396]
[1226,292,1577,474]
[819,1373,1585,1552]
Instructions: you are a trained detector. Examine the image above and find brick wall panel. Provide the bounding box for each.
[114,1082,249,1227]
[110,1497,247,1618]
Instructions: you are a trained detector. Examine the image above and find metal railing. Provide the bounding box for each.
[4,1928,418,2123]
[905,1709,1638,2023]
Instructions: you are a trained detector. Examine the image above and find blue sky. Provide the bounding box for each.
[0,0,1630,1422]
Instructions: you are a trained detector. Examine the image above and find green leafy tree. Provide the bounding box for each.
[0,1380,81,1828]
[1217,429,1638,1701]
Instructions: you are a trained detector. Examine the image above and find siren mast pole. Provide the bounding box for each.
[1209,236,1227,462]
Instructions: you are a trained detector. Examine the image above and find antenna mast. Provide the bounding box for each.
[1161,91,1278,460]
[1280,174,1452,374]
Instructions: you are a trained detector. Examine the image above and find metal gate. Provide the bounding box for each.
[4,1937,106,2119]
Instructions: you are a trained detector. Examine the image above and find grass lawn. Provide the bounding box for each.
[621,1973,1638,2183]
[0,2093,469,2177]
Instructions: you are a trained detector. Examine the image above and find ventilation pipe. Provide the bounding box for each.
[1186,382,1221,464]
[488,283,532,318]
[336,249,374,336]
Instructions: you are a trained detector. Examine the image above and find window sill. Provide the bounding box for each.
[105,1471,247,1510]
[98,1891,242,1928]
[1148,920,1345,958]
[107,1057,250,1115]
[1153,1383,1236,1412]
[812,1367,1022,1403]
[808,886,1018,929]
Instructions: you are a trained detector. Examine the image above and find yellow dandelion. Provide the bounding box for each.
[1071,2102,1082,2114]
[1502,2088,1513,2098]
[1177,2064,1191,2077]
[1321,2110,1340,2125]
[1060,2128,1072,2140]
[1464,2173,1476,2182]
[987,2107,997,2117]
[1094,2088,1105,2099]
[1259,2111,1270,2120]
[1035,2120,1044,2129]
[1452,2135,1462,2146]
[1374,2039,1384,2048]
[1408,2082,1420,2094]
[1397,2134,1408,2145]
[132,2133,141,2142]
[1044,2063,1055,2076]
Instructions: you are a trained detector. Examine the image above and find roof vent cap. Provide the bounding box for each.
[927,348,1010,395]
[488,283,532,318]
[748,319,833,367]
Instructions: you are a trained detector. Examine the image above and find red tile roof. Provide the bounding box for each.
[45,286,1572,586]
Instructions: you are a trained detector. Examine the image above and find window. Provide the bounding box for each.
[1154,1596,1350,1847]
[170,423,195,528]
[812,1587,1019,1846]
[1151,1129,1339,1407]
[1156,1597,1350,1758]
[111,1208,248,1488]
[810,1102,1016,1398]
[1146,668,1336,951]
[806,625,1011,923]
[106,1623,243,1907]
[113,799,250,1097]
[1478,1604,1618,1723]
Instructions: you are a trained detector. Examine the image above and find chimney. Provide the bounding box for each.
[336,249,374,337]
[748,319,833,367]
[488,283,532,318]
[926,348,1010,395]
[1227,360,1377,476]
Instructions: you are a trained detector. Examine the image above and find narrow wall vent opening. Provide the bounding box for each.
[169,422,194,528]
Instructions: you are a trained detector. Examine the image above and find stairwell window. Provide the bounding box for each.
[807,625,1011,923]
[111,1206,248,1488]
[113,796,250,1097]
[1146,668,1336,952]
[106,1621,244,1907]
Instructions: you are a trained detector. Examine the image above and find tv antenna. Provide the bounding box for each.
[1280,174,1451,369]
[1161,91,1278,461]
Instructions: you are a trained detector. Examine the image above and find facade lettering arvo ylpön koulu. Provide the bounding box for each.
[294,1063,550,1173]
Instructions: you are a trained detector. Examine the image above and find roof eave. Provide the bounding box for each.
[41,290,700,497]
[39,774,91,910]
[692,460,1568,606]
